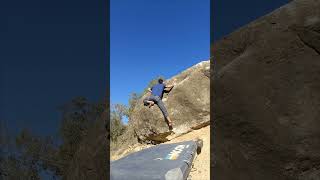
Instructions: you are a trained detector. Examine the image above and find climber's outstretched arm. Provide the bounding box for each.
[164,84,174,91]
[165,84,174,88]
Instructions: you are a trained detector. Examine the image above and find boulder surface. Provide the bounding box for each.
[131,61,210,143]
[212,0,320,179]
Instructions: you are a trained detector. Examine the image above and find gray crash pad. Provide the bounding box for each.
[110,139,203,180]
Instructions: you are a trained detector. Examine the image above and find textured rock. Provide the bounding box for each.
[212,0,320,179]
[131,61,210,143]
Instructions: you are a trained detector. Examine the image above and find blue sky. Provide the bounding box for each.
[110,0,210,106]
[0,0,107,136]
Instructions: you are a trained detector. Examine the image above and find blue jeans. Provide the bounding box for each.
[143,95,169,117]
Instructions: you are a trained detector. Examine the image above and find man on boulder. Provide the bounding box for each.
[143,78,174,130]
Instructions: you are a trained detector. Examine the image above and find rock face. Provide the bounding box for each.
[131,61,210,143]
[212,0,320,180]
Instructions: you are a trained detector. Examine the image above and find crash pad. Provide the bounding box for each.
[110,139,203,180]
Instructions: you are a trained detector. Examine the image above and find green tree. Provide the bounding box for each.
[1,97,107,179]
[57,97,106,175]
[0,128,60,179]
[110,104,128,142]
[127,92,141,121]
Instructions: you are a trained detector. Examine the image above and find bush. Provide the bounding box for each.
[110,104,128,142]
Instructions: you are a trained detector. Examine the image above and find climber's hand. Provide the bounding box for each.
[165,84,174,88]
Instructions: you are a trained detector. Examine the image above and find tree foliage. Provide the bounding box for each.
[1,96,106,179]
[110,104,128,142]
[1,128,59,179]
[127,92,141,121]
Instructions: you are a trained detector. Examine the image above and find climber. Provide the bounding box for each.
[143,78,174,130]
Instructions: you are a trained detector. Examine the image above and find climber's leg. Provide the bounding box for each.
[166,116,173,130]
[147,101,155,108]
[143,96,155,108]
[155,96,173,129]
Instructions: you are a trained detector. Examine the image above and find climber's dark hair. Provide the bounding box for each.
[158,78,164,84]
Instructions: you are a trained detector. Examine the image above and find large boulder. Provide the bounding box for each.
[212,0,320,180]
[131,61,210,143]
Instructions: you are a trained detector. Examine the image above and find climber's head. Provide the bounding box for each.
[158,78,164,84]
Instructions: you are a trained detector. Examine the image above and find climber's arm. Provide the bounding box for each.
[164,84,174,91]
[165,84,174,88]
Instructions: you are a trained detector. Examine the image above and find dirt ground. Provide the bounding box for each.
[169,125,210,180]
[111,125,210,180]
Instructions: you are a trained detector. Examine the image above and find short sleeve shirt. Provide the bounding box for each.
[151,83,166,98]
